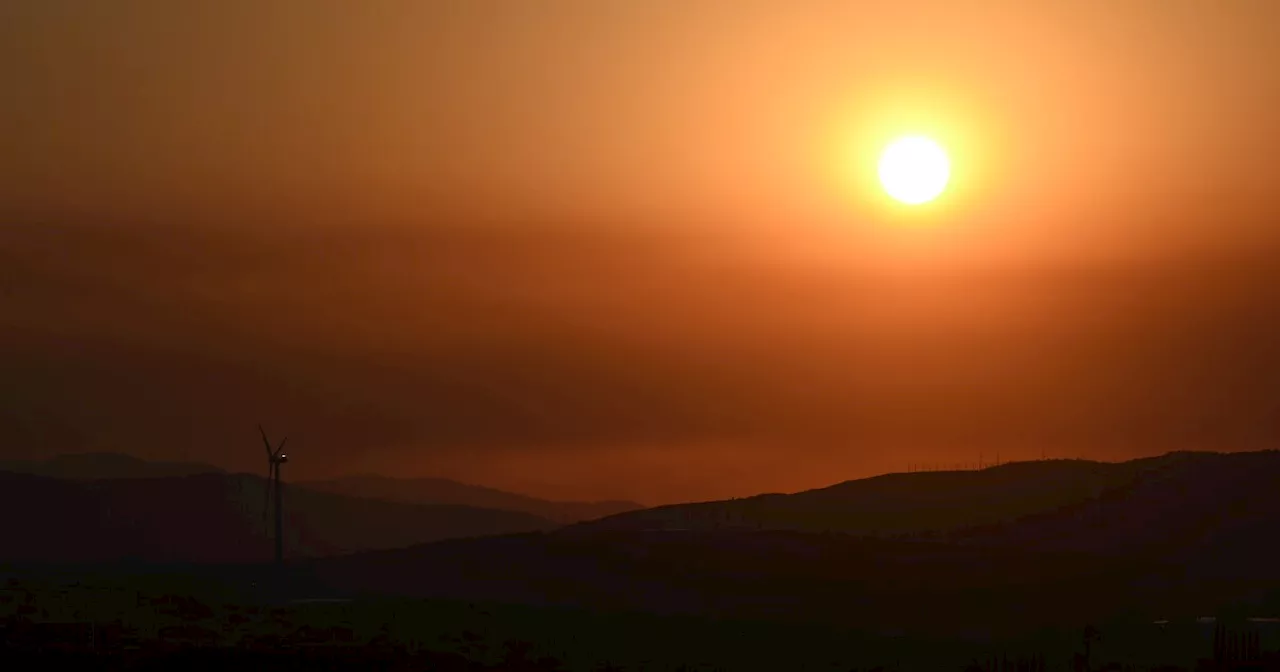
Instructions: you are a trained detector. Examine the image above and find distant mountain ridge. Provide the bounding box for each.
[0,452,643,524]
[0,470,556,564]
[298,474,644,523]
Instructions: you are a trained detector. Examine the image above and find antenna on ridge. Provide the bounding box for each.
[259,424,290,568]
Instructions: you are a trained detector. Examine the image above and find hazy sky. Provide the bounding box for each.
[3,1,1280,503]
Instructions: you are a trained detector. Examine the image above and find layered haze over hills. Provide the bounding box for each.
[0,470,555,564]
[298,475,643,524]
[0,453,636,522]
[4,450,1274,570]
[0,452,647,564]
[0,454,610,563]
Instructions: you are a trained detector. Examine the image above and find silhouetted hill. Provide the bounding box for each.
[0,452,224,480]
[0,471,556,564]
[955,451,1280,584]
[567,452,1249,537]
[308,450,1280,632]
[297,474,643,523]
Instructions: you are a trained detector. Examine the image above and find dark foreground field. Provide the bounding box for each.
[4,565,1280,671]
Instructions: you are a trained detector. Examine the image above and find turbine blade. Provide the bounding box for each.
[259,425,273,458]
[277,437,288,454]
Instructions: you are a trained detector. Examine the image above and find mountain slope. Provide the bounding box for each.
[0,471,556,564]
[297,474,643,523]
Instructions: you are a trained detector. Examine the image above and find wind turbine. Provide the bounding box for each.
[259,425,289,567]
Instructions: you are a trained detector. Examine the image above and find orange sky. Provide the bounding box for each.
[3,2,1280,504]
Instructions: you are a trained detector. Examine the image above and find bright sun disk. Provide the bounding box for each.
[878,136,950,205]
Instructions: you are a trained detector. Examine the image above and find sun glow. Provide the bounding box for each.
[878,136,951,205]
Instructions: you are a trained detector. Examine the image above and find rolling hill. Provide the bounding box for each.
[297,474,643,523]
[566,451,1265,539]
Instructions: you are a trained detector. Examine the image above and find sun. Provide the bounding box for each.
[878,136,951,205]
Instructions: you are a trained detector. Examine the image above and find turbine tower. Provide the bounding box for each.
[259,425,289,567]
